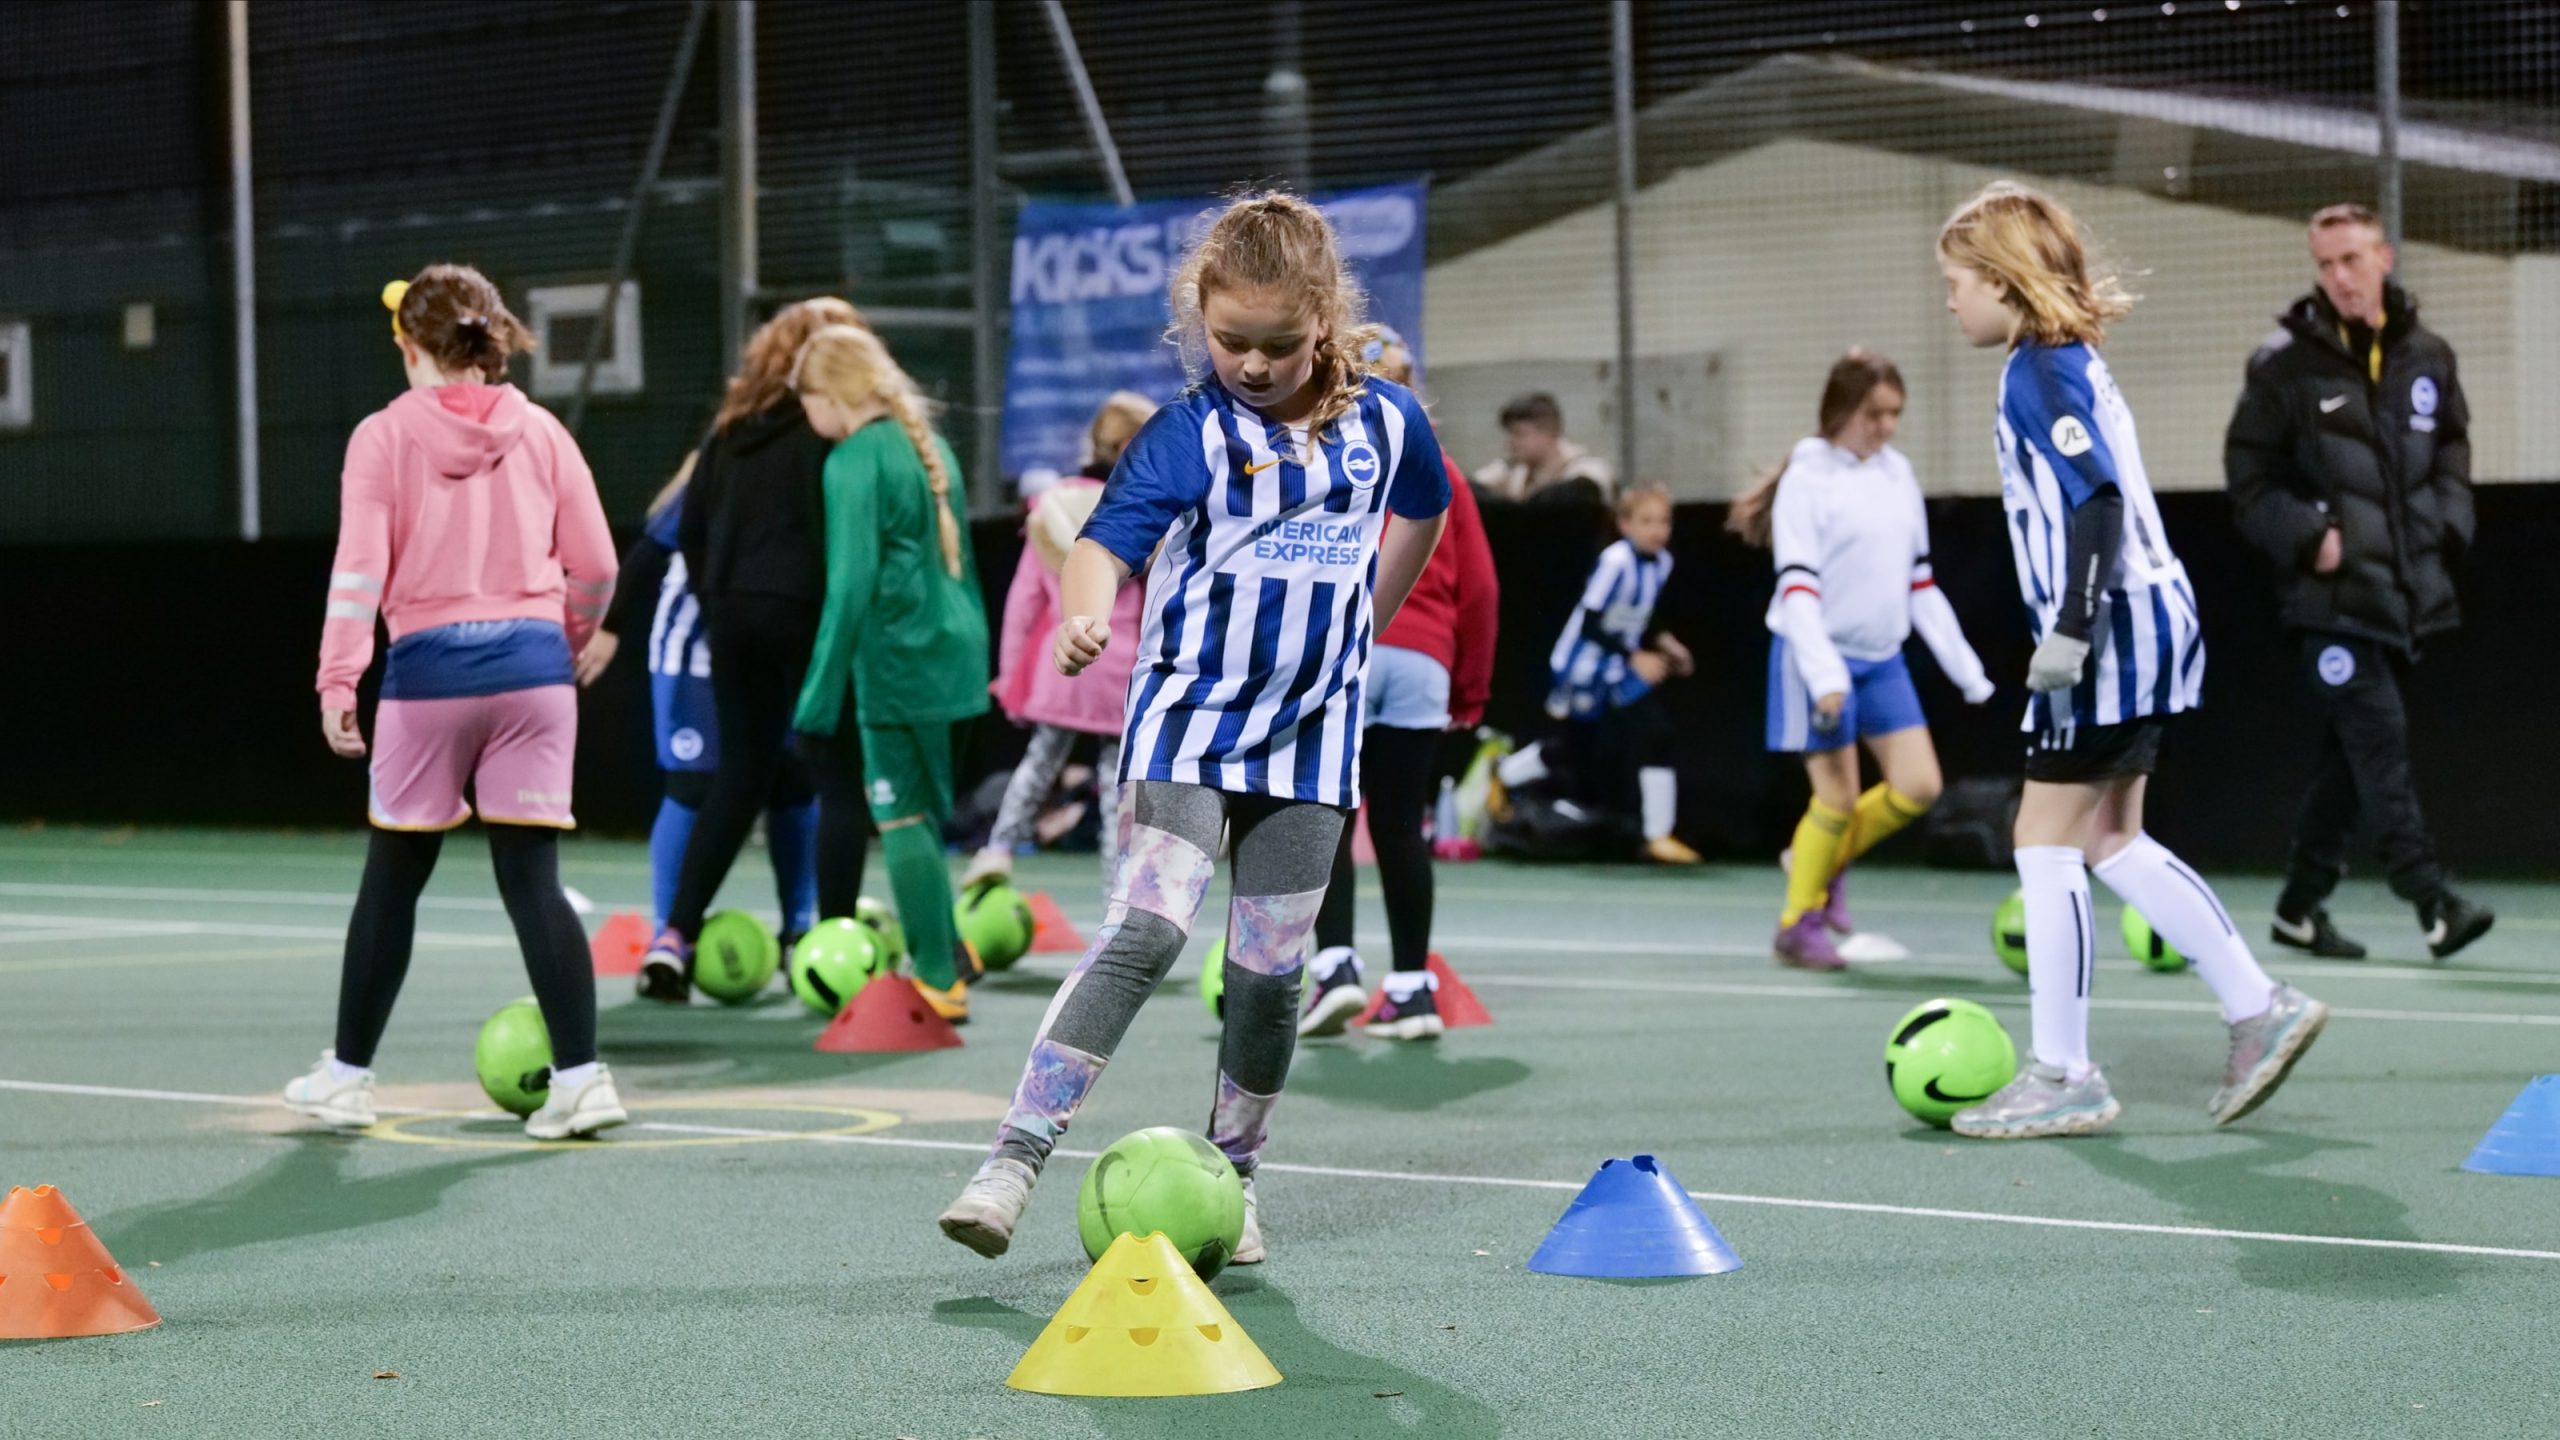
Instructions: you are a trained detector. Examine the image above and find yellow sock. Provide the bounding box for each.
[1781,800,1851,926]
[1831,785,1933,878]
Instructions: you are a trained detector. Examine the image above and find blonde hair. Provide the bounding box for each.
[791,323,965,579]
[715,297,864,433]
[645,449,697,522]
[1085,390,1157,469]
[1168,192,1380,442]
[1617,481,1672,521]
[1936,181,2135,347]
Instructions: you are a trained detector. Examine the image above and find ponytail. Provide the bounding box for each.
[888,387,965,579]
[1725,461,1786,549]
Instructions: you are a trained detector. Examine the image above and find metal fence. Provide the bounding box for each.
[0,0,2552,542]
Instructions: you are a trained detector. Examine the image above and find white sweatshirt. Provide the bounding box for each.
[1761,437,1992,704]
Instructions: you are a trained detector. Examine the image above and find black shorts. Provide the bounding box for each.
[2023,716,2168,785]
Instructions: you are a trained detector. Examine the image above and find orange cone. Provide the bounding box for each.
[589,911,651,977]
[0,1185,161,1339]
[814,974,964,1053]
[1355,952,1493,1030]
[1027,891,1086,954]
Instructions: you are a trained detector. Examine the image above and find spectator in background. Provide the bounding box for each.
[2224,202,2493,963]
[1474,391,1614,506]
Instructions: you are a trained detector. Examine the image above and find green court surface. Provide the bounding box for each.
[4,825,2556,1438]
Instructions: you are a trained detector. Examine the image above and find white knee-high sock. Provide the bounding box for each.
[2092,833,2273,1023]
[1639,767,1676,841]
[2016,845,2096,1078]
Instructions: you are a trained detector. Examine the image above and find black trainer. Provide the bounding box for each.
[2270,906,2367,960]
[2423,892,2495,962]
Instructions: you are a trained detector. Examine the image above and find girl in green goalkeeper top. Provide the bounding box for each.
[791,323,991,1020]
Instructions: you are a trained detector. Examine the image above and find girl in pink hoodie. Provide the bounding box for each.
[284,264,625,1142]
[963,391,1153,896]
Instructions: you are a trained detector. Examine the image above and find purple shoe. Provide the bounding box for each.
[1821,870,1856,936]
[1774,913,1846,971]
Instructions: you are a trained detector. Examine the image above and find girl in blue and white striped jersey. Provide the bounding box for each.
[1936,181,2326,1140]
[940,194,1452,1262]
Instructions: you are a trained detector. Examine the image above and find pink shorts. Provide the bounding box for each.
[370,687,578,830]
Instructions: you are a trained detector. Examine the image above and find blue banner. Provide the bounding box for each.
[1001,180,1427,483]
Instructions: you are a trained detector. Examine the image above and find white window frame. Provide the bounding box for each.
[0,320,30,430]
[524,282,643,399]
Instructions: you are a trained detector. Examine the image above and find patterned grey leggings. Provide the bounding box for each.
[986,723,1122,891]
[989,779,1345,1178]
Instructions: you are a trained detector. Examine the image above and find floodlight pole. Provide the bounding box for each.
[1610,0,1638,487]
[969,0,1005,510]
[1039,0,1132,206]
[227,0,259,541]
[718,1,759,369]
[2376,1,2404,250]
[571,0,708,434]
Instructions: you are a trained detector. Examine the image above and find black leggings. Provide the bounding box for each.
[668,596,866,935]
[1315,723,1440,972]
[795,726,872,921]
[335,825,595,1070]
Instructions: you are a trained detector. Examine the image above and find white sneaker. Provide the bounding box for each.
[1230,1175,1265,1265]
[282,1051,377,1129]
[939,1156,1039,1258]
[959,847,1014,890]
[524,1064,628,1140]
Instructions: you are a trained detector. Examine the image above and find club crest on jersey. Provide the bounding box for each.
[2317,645,2356,687]
[2049,416,2094,457]
[670,728,705,763]
[1339,441,1382,488]
[2411,376,2438,416]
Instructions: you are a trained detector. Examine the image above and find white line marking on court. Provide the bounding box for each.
[0,881,509,913]
[0,911,503,947]
[7,1077,2555,1265]
[1464,973,2560,1026]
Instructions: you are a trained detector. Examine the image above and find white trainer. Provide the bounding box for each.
[524,1064,629,1140]
[282,1051,377,1129]
[939,1157,1040,1258]
[1230,1174,1265,1265]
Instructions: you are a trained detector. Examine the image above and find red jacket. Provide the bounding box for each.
[1380,456,1499,727]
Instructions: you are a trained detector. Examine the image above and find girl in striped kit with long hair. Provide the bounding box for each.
[939,193,1452,1263]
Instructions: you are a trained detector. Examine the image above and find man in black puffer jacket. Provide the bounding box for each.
[2224,203,2493,963]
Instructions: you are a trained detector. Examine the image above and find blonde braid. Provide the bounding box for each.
[887,386,964,578]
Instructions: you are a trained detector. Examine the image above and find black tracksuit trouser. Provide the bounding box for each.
[2279,632,2448,914]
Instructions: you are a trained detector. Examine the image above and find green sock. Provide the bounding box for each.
[883,821,961,989]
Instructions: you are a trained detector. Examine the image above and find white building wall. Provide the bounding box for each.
[1425,138,2531,497]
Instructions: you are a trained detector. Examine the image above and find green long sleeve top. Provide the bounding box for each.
[793,418,991,735]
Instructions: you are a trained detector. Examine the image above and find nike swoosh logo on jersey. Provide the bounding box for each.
[1242,458,1282,475]
[2320,394,2350,413]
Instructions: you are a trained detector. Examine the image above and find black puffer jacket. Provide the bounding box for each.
[676,406,834,607]
[2223,283,2474,650]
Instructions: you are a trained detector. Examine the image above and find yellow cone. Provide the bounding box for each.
[1005,1231,1281,1397]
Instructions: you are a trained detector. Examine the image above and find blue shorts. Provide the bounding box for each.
[652,669,719,773]
[1766,642,1925,754]
[1363,644,1451,731]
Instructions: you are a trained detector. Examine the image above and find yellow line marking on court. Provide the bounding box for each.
[367,1098,901,1151]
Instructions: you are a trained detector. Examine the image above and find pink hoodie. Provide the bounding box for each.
[992,481,1143,737]
[317,384,616,711]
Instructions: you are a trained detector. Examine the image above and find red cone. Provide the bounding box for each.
[815,974,964,1053]
[0,1185,161,1339]
[1026,891,1086,954]
[589,911,651,977]
[1354,952,1493,1030]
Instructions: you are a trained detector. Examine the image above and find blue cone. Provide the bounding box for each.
[2461,1075,2560,1178]
[1527,1154,1742,1278]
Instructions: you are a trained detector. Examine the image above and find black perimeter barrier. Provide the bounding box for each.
[5,484,2554,876]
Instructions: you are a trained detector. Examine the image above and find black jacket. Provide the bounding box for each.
[677,407,834,608]
[2223,282,2474,650]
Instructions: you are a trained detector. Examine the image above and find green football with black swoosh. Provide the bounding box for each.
[1885,997,2018,1128]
